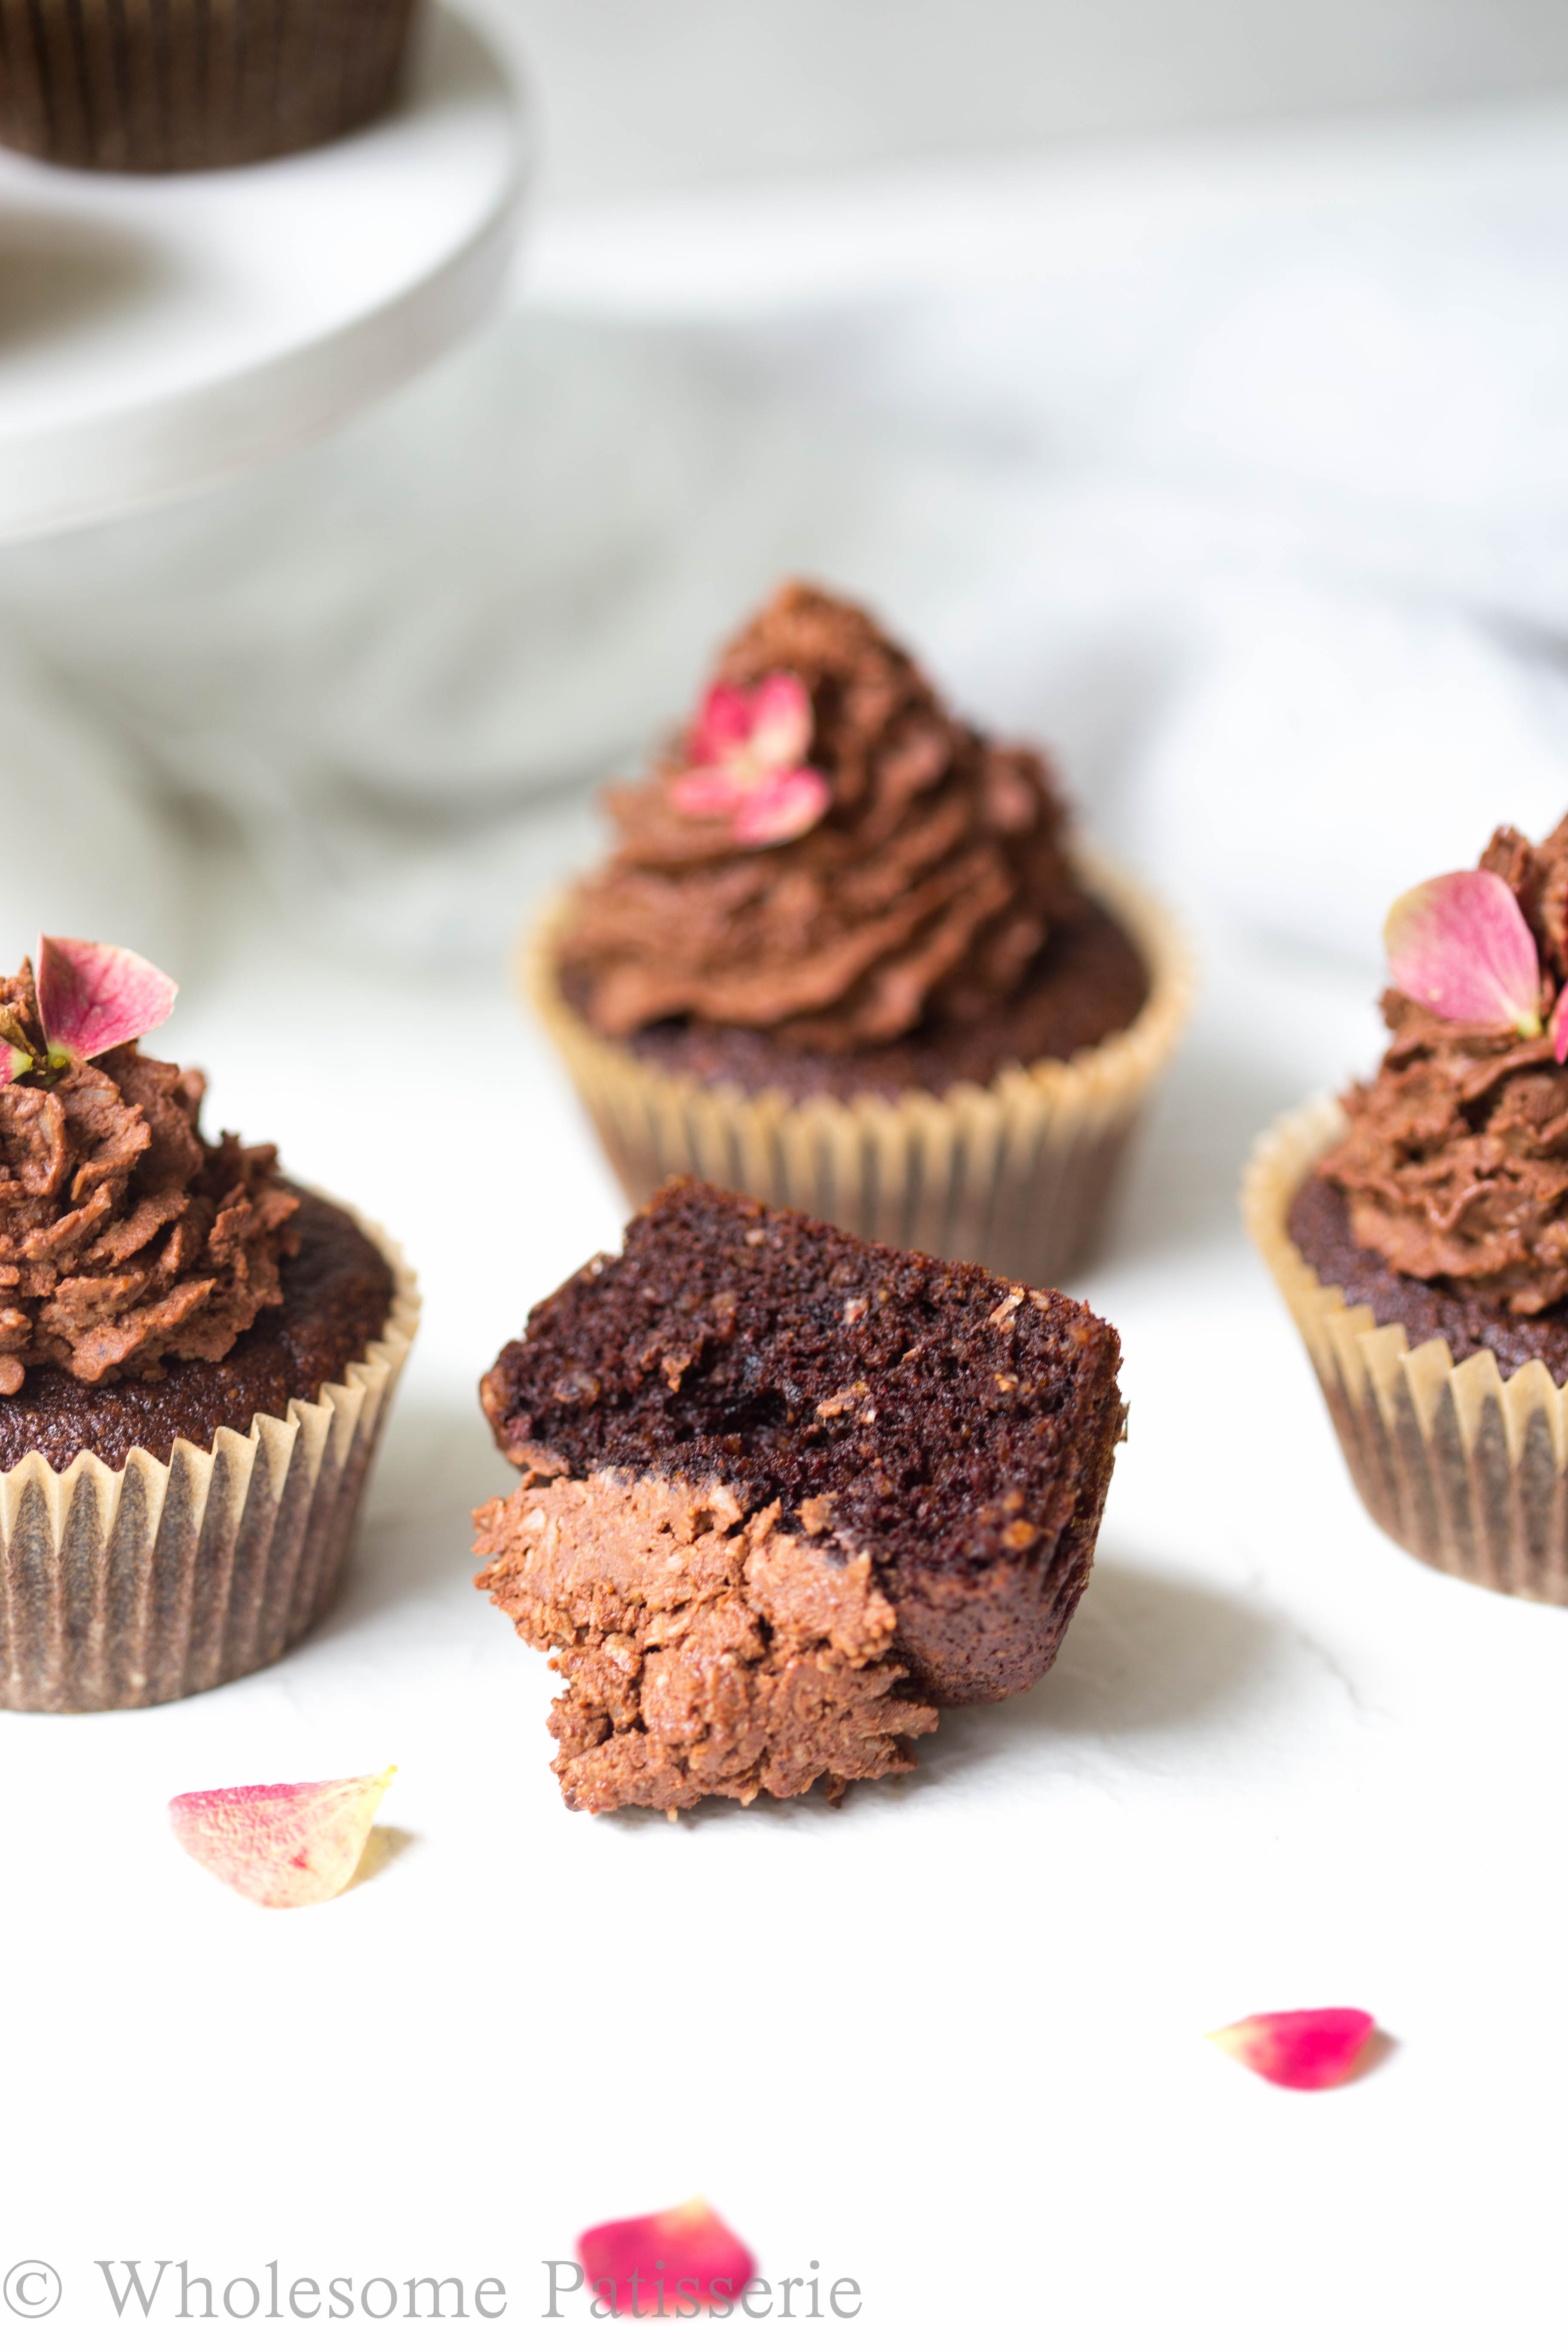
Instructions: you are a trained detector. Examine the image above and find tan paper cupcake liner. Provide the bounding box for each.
[526,849,1193,1294]
[0,1207,419,1712]
[1244,1096,1568,1603]
[0,0,420,174]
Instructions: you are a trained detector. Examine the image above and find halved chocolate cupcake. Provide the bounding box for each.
[473,1176,1125,1813]
[0,937,417,1712]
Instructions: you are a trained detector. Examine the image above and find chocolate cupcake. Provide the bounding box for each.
[473,1176,1125,1814]
[0,0,421,173]
[530,582,1191,1290]
[0,937,417,1711]
[1245,816,1568,1599]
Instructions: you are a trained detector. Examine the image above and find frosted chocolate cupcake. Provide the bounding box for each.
[0,0,421,173]
[1245,817,1568,1599]
[532,582,1191,1289]
[0,937,417,1711]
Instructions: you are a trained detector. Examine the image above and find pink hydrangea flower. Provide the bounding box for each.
[668,672,830,848]
[0,935,178,1086]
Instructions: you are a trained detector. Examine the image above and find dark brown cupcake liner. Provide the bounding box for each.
[0,1207,418,1711]
[526,850,1193,1294]
[1245,1097,1568,1603]
[0,0,422,173]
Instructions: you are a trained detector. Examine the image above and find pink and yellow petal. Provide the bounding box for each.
[1207,2007,1376,2090]
[688,681,758,766]
[169,1767,394,1908]
[1384,871,1541,1035]
[744,672,813,771]
[576,2198,756,2318]
[668,768,746,818]
[732,768,831,848]
[1551,985,1568,1066]
[35,936,178,1062]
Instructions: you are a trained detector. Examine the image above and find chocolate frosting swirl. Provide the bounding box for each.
[0,959,298,1391]
[558,582,1094,1050]
[1322,817,1568,1313]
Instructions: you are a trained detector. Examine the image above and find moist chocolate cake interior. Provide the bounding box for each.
[481,1176,1125,1711]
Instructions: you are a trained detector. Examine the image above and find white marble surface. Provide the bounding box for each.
[4,101,1568,2352]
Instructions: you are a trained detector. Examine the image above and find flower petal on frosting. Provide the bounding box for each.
[35,936,178,1062]
[732,767,831,848]
[689,672,812,773]
[668,767,746,819]
[1384,870,1542,1036]
[576,2198,756,2318]
[689,680,756,766]
[0,1041,33,1086]
[1552,986,1568,1066]
[744,671,813,771]
[1207,2007,1376,2090]
[169,1768,395,1908]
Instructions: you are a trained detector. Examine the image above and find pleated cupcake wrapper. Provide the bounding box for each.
[1244,1096,1568,1603]
[527,848,1193,1293]
[0,1208,419,1712]
[0,0,420,173]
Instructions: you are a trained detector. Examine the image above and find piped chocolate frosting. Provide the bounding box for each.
[0,959,297,1391]
[557,582,1097,1053]
[1320,817,1568,1314]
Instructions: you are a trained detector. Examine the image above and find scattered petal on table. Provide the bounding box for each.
[169,1768,395,1908]
[1207,2007,1377,2090]
[577,2197,756,2318]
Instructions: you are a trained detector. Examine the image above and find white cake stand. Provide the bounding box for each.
[0,5,527,542]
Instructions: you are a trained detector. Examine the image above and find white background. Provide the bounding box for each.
[6,12,1568,2350]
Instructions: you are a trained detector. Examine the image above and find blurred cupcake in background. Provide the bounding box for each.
[529,581,1191,1290]
[1246,815,1568,1600]
[0,0,422,172]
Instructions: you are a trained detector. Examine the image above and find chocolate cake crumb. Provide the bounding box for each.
[475,1178,1125,1813]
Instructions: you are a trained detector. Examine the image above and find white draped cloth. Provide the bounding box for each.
[7,96,1568,988]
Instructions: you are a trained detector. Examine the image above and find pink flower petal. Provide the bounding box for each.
[1207,2007,1377,2090]
[732,767,831,848]
[1552,986,1568,1066]
[1384,870,1541,1036]
[668,767,746,819]
[744,672,813,771]
[0,1041,33,1086]
[576,2198,756,2319]
[35,936,178,1062]
[689,682,759,766]
[169,1769,395,1908]
[689,672,812,772]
